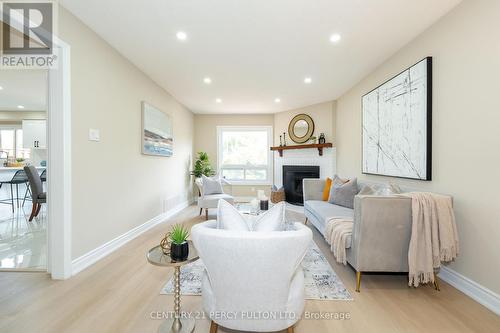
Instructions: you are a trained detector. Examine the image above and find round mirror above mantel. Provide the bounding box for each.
[288,114,315,143]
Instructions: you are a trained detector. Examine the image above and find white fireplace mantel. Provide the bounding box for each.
[273,148,336,188]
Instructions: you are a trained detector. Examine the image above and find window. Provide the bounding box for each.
[217,126,273,184]
[0,127,30,159]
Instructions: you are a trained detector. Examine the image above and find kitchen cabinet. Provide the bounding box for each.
[22,120,47,149]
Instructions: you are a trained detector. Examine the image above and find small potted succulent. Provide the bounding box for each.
[169,224,189,261]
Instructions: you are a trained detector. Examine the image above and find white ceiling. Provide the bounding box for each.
[0,70,48,111]
[60,0,461,114]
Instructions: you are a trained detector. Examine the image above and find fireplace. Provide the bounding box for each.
[283,165,320,205]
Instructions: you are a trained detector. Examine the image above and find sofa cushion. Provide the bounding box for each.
[305,200,354,222]
[305,200,354,248]
[198,193,234,208]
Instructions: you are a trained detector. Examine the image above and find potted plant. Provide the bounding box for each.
[169,224,189,261]
[191,152,215,178]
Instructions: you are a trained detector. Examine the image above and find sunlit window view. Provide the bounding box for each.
[0,128,30,159]
[218,127,272,183]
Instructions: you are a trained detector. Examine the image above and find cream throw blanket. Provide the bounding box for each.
[324,217,354,264]
[400,192,459,287]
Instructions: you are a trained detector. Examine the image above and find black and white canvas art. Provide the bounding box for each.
[362,57,432,180]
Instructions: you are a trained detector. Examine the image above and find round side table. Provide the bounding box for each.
[147,240,199,333]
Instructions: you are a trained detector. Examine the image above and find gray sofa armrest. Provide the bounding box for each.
[348,195,412,272]
[302,179,325,202]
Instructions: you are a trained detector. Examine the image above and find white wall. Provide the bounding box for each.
[59,8,194,259]
[336,0,500,294]
[273,101,336,185]
[193,103,338,196]
[273,101,336,146]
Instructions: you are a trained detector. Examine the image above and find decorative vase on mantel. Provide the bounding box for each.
[318,133,326,144]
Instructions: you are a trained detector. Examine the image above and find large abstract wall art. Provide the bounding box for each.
[362,57,432,180]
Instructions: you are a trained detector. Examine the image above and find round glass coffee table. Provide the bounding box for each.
[147,240,199,333]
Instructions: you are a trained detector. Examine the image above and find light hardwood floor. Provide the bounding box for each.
[1,206,498,333]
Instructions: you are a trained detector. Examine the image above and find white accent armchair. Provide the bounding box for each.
[195,177,234,219]
[191,220,312,333]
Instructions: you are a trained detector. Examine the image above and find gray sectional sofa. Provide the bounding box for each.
[303,178,413,292]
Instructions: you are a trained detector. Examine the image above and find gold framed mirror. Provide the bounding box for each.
[288,114,315,143]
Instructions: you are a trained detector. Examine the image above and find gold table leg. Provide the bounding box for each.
[158,266,195,333]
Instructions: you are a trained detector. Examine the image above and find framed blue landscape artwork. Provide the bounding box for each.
[142,102,173,157]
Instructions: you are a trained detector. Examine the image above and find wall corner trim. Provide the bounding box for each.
[71,200,191,276]
[439,266,500,315]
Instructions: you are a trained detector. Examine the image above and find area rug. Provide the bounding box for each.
[161,242,353,300]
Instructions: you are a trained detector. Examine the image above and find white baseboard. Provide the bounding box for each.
[438,266,500,315]
[72,200,191,276]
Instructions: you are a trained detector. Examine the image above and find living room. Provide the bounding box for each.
[1,0,499,332]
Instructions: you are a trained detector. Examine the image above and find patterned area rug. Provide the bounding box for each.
[161,242,353,300]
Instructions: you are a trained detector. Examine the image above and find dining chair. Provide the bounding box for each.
[40,169,47,183]
[24,166,46,221]
[0,170,29,213]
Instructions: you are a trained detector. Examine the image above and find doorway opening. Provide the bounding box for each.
[0,69,49,271]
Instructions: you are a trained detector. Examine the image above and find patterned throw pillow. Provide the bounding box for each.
[359,183,402,196]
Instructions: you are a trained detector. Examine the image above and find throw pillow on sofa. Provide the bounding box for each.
[327,174,349,203]
[216,200,250,231]
[322,177,333,201]
[202,174,223,195]
[359,183,402,196]
[216,200,286,232]
[329,178,359,209]
[253,202,286,232]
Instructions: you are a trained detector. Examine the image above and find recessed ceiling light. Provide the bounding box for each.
[203,77,212,84]
[215,98,222,103]
[176,31,187,41]
[274,98,281,103]
[0,86,3,90]
[330,33,342,43]
[17,105,25,109]
[304,77,312,84]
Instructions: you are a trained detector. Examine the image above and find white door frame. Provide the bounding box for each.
[47,38,72,279]
[5,7,72,279]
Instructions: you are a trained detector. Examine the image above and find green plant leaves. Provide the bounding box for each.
[170,224,189,244]
[191,151,215,178]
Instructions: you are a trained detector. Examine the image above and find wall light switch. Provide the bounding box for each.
[89,128,100,142]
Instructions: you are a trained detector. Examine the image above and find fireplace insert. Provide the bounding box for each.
[282,165,320,205]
